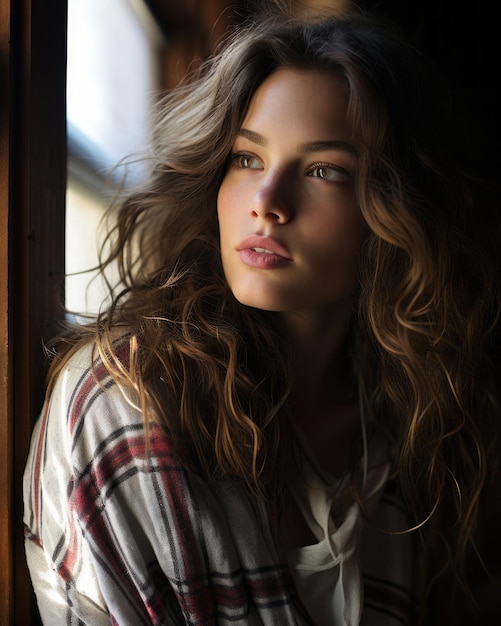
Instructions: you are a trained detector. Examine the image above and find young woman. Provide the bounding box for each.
[24,10,501,625]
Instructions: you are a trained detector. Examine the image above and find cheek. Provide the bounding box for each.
[216,184,240,272]
[216,185,231,239]
[217,178,240,226]
[306,217,368,286]
[308,203,367,251]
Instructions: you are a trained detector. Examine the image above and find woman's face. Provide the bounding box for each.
[217,68,367,317]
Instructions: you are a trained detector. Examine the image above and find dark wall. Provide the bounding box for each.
[356,0,500,184]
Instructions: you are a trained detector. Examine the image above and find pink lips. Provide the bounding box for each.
[237,235,292,269]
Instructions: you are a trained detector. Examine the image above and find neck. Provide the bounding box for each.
[280,303,361,479]
[281,302,357,407]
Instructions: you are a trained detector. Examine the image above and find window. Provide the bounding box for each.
[66,0,165,314]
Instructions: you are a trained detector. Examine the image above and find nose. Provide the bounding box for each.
[249,171,293,224]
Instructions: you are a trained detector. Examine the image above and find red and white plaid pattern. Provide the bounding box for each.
[24,340,421,625]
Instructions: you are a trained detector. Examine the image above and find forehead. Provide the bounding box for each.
[242,68,353,140]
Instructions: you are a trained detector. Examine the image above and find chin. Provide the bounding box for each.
[231,290,288,313]
[238,299,285,313]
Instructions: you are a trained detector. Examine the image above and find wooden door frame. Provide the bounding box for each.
[0,1,67,624]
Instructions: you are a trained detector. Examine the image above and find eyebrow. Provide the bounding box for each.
[237,128,358,157]
[238,128,267,145]
[298,140,358,156]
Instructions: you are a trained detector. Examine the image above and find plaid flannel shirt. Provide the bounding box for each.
[24,339,421,625]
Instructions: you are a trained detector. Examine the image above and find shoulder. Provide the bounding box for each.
[28,335,158,485]
[54,335,138,419]
[24,333,183,533]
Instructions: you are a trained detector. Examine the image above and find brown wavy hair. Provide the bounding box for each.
[50,11,501,617]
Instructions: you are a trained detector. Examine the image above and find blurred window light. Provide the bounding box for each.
[66,0,165,315]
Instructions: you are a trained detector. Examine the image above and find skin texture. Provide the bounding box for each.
[218,68,367,495]
[217,68,368,327]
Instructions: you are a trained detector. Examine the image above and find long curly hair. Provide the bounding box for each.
[50,11,501,614]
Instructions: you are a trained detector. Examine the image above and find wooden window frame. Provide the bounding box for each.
[0,1,67,624]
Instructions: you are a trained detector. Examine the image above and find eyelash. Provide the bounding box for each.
[307,162,351,183]
[229,152,352,183]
